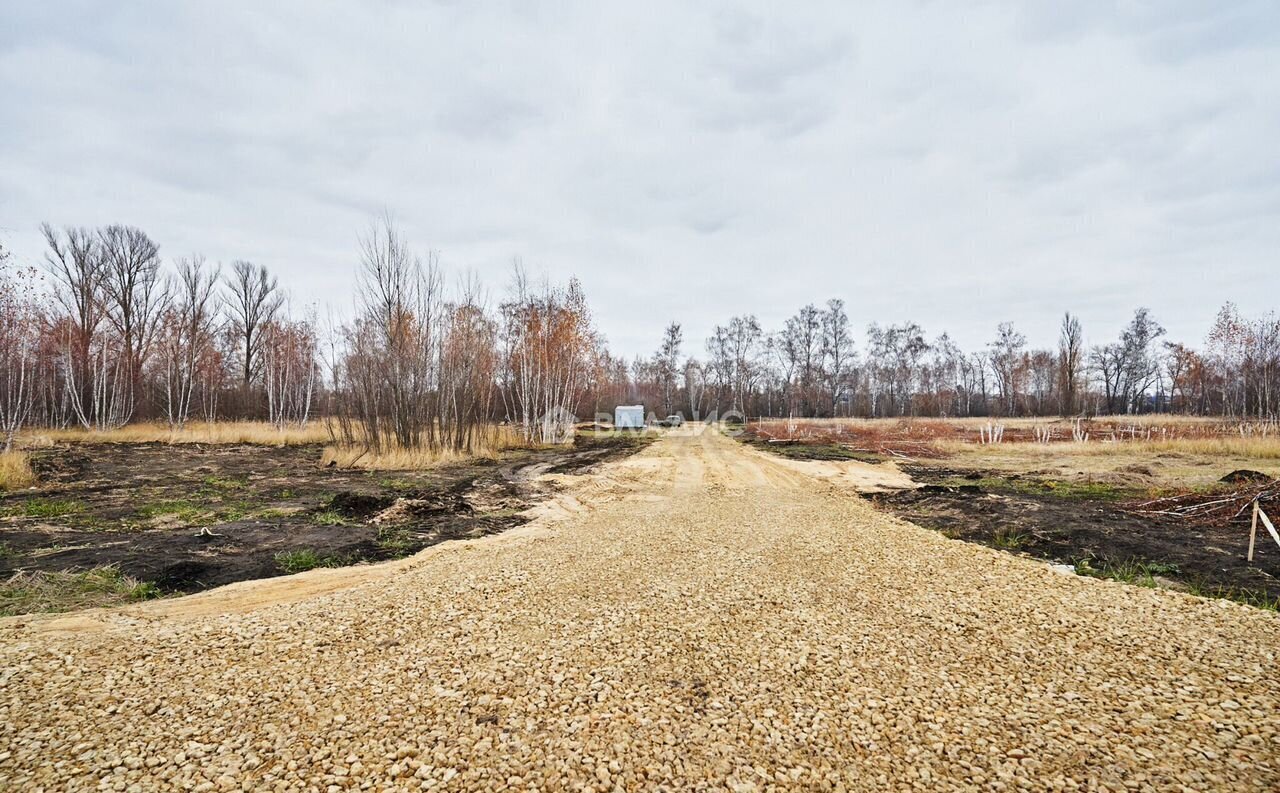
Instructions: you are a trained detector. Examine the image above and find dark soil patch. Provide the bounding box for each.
[1220,469,1273,485]
[744,439,885,463]
[0,437,645,602]
[544,431,658,475]
[869,467,1280,603]
[327,491,395,518]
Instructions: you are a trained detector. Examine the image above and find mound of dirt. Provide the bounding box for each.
[327,491,395,517]
[1219,469,1274,485]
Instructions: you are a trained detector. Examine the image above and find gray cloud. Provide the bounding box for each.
[1,1,1277,360]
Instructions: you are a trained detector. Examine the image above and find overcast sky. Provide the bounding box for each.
[2,1,1277,359]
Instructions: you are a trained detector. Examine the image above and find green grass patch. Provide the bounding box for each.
[216,501,253,522]
[1185,579,1280,611]
[274,548,347,574]
[376,477,417,492]
[0,567,161,616]
[1071,557,1278,611]
[4,498,85,519]
[939,476,1134,501]
[1074,557,1180,588]
[311,509,350,526]
[991,527,1029,550]
[376,526,416,557]
[135,499,208,523]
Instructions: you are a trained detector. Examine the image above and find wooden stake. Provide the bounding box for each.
[1248,500,1259,563]
[1260,505,1280,551]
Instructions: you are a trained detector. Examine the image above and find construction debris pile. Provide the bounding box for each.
[1124,470,1279,525]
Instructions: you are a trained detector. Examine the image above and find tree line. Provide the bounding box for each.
[0,224,321,451]
[0,218,607,455]
[3,219,1276,457]
[624,301,1280,421]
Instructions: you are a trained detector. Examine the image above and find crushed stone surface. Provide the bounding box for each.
[2,427,1278,791]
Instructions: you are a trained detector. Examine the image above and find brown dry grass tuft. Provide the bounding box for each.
[0,567,160,616]
[33,421,331,447]
[0,451,36,491]
[1116,437,1280,459]
[322,425,523,470]
[753,417,1280,457]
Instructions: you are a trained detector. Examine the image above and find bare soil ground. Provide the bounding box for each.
[743,420,1280,607]
[2,426,1277,790]
[871,466,1280,603]
[0,434,647,608]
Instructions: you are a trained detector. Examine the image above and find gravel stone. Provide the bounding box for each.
[1,428,1278,790]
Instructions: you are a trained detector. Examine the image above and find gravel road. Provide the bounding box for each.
[2,427,1278,790]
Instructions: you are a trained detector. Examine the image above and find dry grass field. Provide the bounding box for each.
[2,421,528,487]
[31,420,334,447]
[319,425,524,470]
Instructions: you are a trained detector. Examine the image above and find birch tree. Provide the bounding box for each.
[155,256,220,428]
[0,257,42,450]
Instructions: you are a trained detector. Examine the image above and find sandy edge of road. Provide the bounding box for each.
[735,440,919,492]
[1,503,569,638]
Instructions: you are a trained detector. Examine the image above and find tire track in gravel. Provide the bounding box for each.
[1,426,1278,791]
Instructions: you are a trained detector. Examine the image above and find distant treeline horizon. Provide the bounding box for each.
[1,219,1276,458]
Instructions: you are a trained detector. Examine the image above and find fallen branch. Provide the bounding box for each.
[1124,481,1278,526]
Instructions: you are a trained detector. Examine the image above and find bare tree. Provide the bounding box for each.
[223,260,283,389]
[928,333,963,417]
[1099,308,1165,414]
[1025,349,1057,415]
[988,321,1026,416]
[99,224,169,414]
[791,304,823,415]
[820,299,854,416]
[655,322,683,416]
[262,312,319,429]
[42,224,106,427]
[866,322,928,417]
[706,315,763,414]
[1057,312,1084,415]
[340,216,440,451]
[0,256,43,450]
[1091,343,1125,415]
[683,358,706,419]
[501,264,597,443]
[767,327,799,415]
[155,256,220,428]
[332,216,502,454]
[438,281,497,451]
